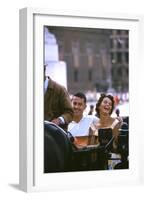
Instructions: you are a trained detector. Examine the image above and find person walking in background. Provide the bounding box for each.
[88,104,94,115]
[115,108,120,117]
[44,66,73,131]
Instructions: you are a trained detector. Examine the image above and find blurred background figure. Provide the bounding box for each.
[115,108,120,117]
[88,104,94,115]
[114,95,120,106]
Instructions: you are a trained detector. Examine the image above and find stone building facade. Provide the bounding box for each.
[110,30,129,92]
[46,26,128,94]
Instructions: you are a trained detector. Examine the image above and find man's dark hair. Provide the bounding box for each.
[73,92,87,103]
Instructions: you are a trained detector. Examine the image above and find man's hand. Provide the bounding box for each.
[116,116,123,124]
[51,118,62,126]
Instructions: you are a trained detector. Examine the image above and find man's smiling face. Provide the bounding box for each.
[71,96,86,118]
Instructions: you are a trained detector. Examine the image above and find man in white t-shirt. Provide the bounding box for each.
[67,92,99,147]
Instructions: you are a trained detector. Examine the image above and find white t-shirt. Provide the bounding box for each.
[67,115,99,137]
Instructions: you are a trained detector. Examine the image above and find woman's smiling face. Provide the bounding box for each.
[99,97,113,116]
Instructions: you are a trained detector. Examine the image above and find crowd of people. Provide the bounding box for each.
[44,69,129,172]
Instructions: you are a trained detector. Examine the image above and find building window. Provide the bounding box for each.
[125,52,129,63]
[73,55,80,67]
[113,39,118,49]
[86,42,94,67]
[126,68,129,77]
[125,38,129,48]
[58,40,64,60]
[117,67,122,77]
[117,40,122,49]
[88,69,92,82]
[110,39,113,49]
[117,38,124,49]
[111,53,116,64]
[117,52,122,63]
[112,30,117,35]
[72,41,80,68]
[117,30,121,35]
[74,69,78,82]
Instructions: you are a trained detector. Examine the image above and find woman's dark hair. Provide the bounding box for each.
[95,93,115,117]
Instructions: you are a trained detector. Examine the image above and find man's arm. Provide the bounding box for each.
[59,87,73,124]
[51,83,73,126]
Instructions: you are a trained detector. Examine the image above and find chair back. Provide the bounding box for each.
[44,121,72,173]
